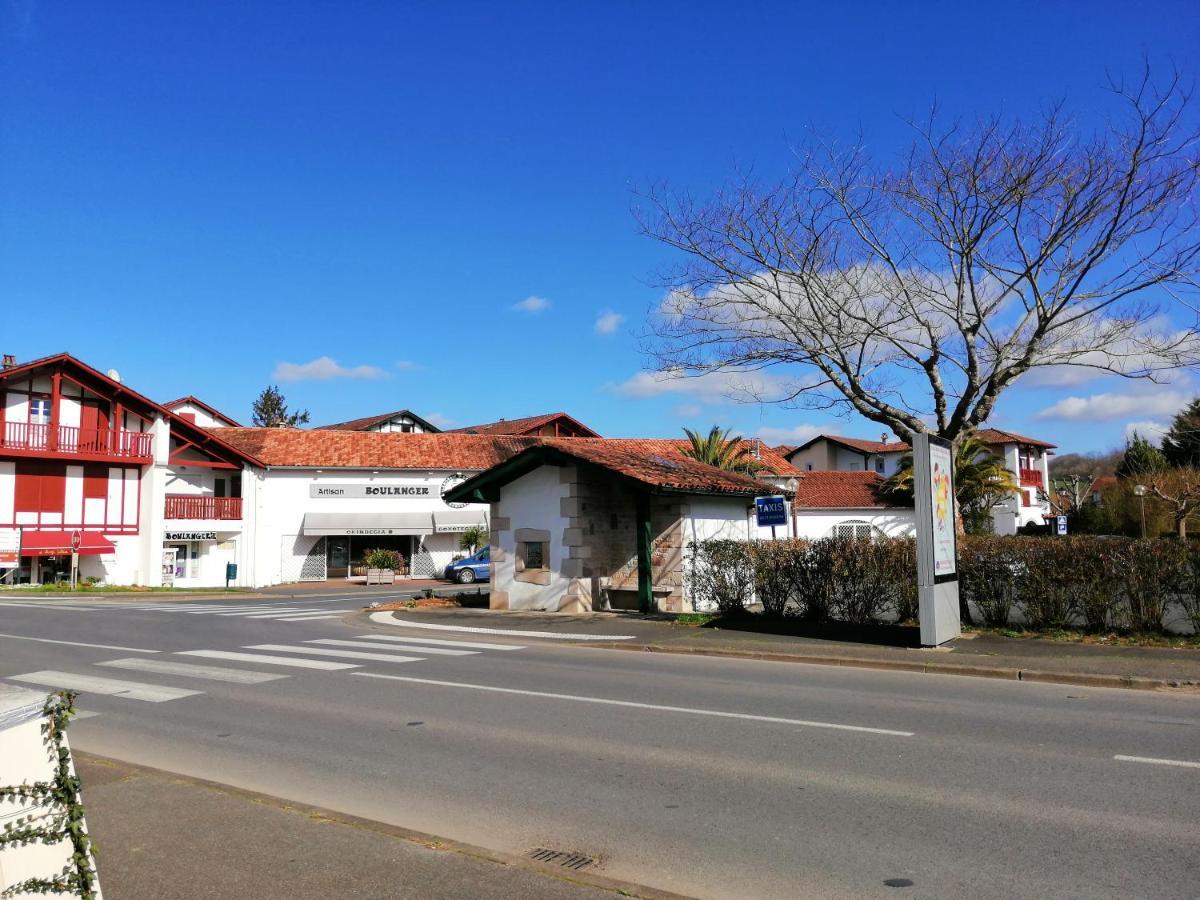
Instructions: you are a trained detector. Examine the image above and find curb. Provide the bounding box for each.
[75,752,690,900]
[585,642,1200,693]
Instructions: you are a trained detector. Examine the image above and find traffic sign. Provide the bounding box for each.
[754,495,789,528]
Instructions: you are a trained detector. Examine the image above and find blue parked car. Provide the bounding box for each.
[444,547,490,583]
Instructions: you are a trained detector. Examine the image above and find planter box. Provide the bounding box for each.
[366,568,395,585]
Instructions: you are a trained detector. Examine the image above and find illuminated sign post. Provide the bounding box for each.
[913,433,961,646]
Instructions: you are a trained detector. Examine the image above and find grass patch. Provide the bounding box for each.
[670,612,719,627]
[966,624,1200,649]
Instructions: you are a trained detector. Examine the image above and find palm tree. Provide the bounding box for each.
[680,426,765,475]
[882,434,1019,533]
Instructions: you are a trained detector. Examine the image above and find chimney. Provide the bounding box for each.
[880,433,889,444]
[2,355,14,369]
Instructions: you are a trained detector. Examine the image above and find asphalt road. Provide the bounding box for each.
[1,589,1198,899]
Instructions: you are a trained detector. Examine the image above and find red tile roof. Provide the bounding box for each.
[214,429,538,469]
[162,395,242,427]
[974,428,1057,450]
[792,471,897,509]
[539,439,775,496]
[787,434,910,457]
[314,409,444,433]
[449,412,600,437]
[211,429,801,481]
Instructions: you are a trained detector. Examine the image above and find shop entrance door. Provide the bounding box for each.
[327,537,350,578]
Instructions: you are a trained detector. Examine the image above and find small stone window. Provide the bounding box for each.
[830,519,878,541]
[513,528,552,585]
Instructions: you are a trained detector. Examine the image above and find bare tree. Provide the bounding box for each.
[1042,474,1099,516]
[1146,467,1200,537]
[637,65,1200,442]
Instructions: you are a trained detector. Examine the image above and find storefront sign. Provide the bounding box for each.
[164,531,217,541]
[342,528,400,536]
[309,484,434,499]
[754,496,789,528]
[433,523,474,533]
[0,528,19,568]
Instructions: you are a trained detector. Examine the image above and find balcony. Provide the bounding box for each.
[164,495,243,520]
[1,422,154,461]
[1019,467,1043,488]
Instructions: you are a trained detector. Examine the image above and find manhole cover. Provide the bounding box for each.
[527,848,597,871]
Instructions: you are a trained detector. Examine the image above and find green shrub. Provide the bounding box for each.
[362,548,403,571]
[1117,539,1188,632]
[688,540,754,615]
[746,540,804,619]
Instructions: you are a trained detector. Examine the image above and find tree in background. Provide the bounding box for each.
[680,426,765,475]
[638,66,1200,444]
[882,435,1018,533]
[458,526,489,555]
[1116,432,1167,479]
[251,385,310,428]
[1049,448,1123,478]
[1160,398,1200,468]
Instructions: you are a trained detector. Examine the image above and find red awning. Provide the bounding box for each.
[19,531,117,557]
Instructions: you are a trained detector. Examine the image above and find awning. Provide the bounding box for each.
[431,509,489,533]
[20,531,116,557]
[301,512,433,536]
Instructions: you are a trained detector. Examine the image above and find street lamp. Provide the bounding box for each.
[1133,485,1147,539]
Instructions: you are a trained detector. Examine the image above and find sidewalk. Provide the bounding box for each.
[366,608,1200,692]
[76,754,678,900]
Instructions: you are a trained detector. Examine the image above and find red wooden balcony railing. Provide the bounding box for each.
[164,495,243,520]
[1019,467,1043,488]
[1,422,153,460]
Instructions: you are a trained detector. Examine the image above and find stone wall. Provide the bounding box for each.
[557,466,687,613]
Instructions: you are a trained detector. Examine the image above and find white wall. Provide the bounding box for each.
[792,509,915,539]
[250,467,489,587]
[680,496,755,611]
[491,466,570,611]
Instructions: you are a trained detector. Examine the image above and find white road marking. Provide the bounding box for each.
[74,710,101,719]
[219,609,310,617]
[177,650,360,670]
[0,633,159,653]
[0,601,101,612]
[276,614,345,622]
[1114,754,1200,769]
[355,673,916,737]
[245,644,424,664]
[309,638,478,657]
[8,671,203,703]
[186,606,284,615]
[99,658,288,684]
[355,633,523,651]
[367,611,635,640]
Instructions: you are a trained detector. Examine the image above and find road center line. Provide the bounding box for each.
[0,632,160,653]
[1114,754,1200,769]
[354,673,915,736]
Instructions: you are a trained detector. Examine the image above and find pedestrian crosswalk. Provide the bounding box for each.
[0,598,360,623]
[0,631,524,714]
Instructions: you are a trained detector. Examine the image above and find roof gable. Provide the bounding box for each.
[315,409,443,433]
[449,412,600,437]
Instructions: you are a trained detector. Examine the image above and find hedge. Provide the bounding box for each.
[688,535,1200,634]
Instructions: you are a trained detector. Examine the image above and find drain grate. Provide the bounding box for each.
[527,848,597,871]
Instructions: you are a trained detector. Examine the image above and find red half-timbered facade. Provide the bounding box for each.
[0,353,261,586]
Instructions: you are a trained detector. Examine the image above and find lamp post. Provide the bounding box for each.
[1133,485,1147,539]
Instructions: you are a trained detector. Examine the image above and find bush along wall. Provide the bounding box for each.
[688,535,1200,634]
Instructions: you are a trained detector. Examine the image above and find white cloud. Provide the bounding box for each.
[1035,390,1189,422]
[594,310,625,335]
[1124,421,1167,444]
[611,369,792,404]
[755,424,824,446]
[672,403,702,417]
[273,356,386,382]
[511,295,550,314]
[425,412,456,429]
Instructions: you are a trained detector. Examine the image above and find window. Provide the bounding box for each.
[29,398,51,424]
[399,423,414,433]
[521,541,545,570]
[874,456,885,473]
[830,520,878,541]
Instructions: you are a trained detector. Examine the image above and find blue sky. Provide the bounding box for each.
[3,1,1198,451]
